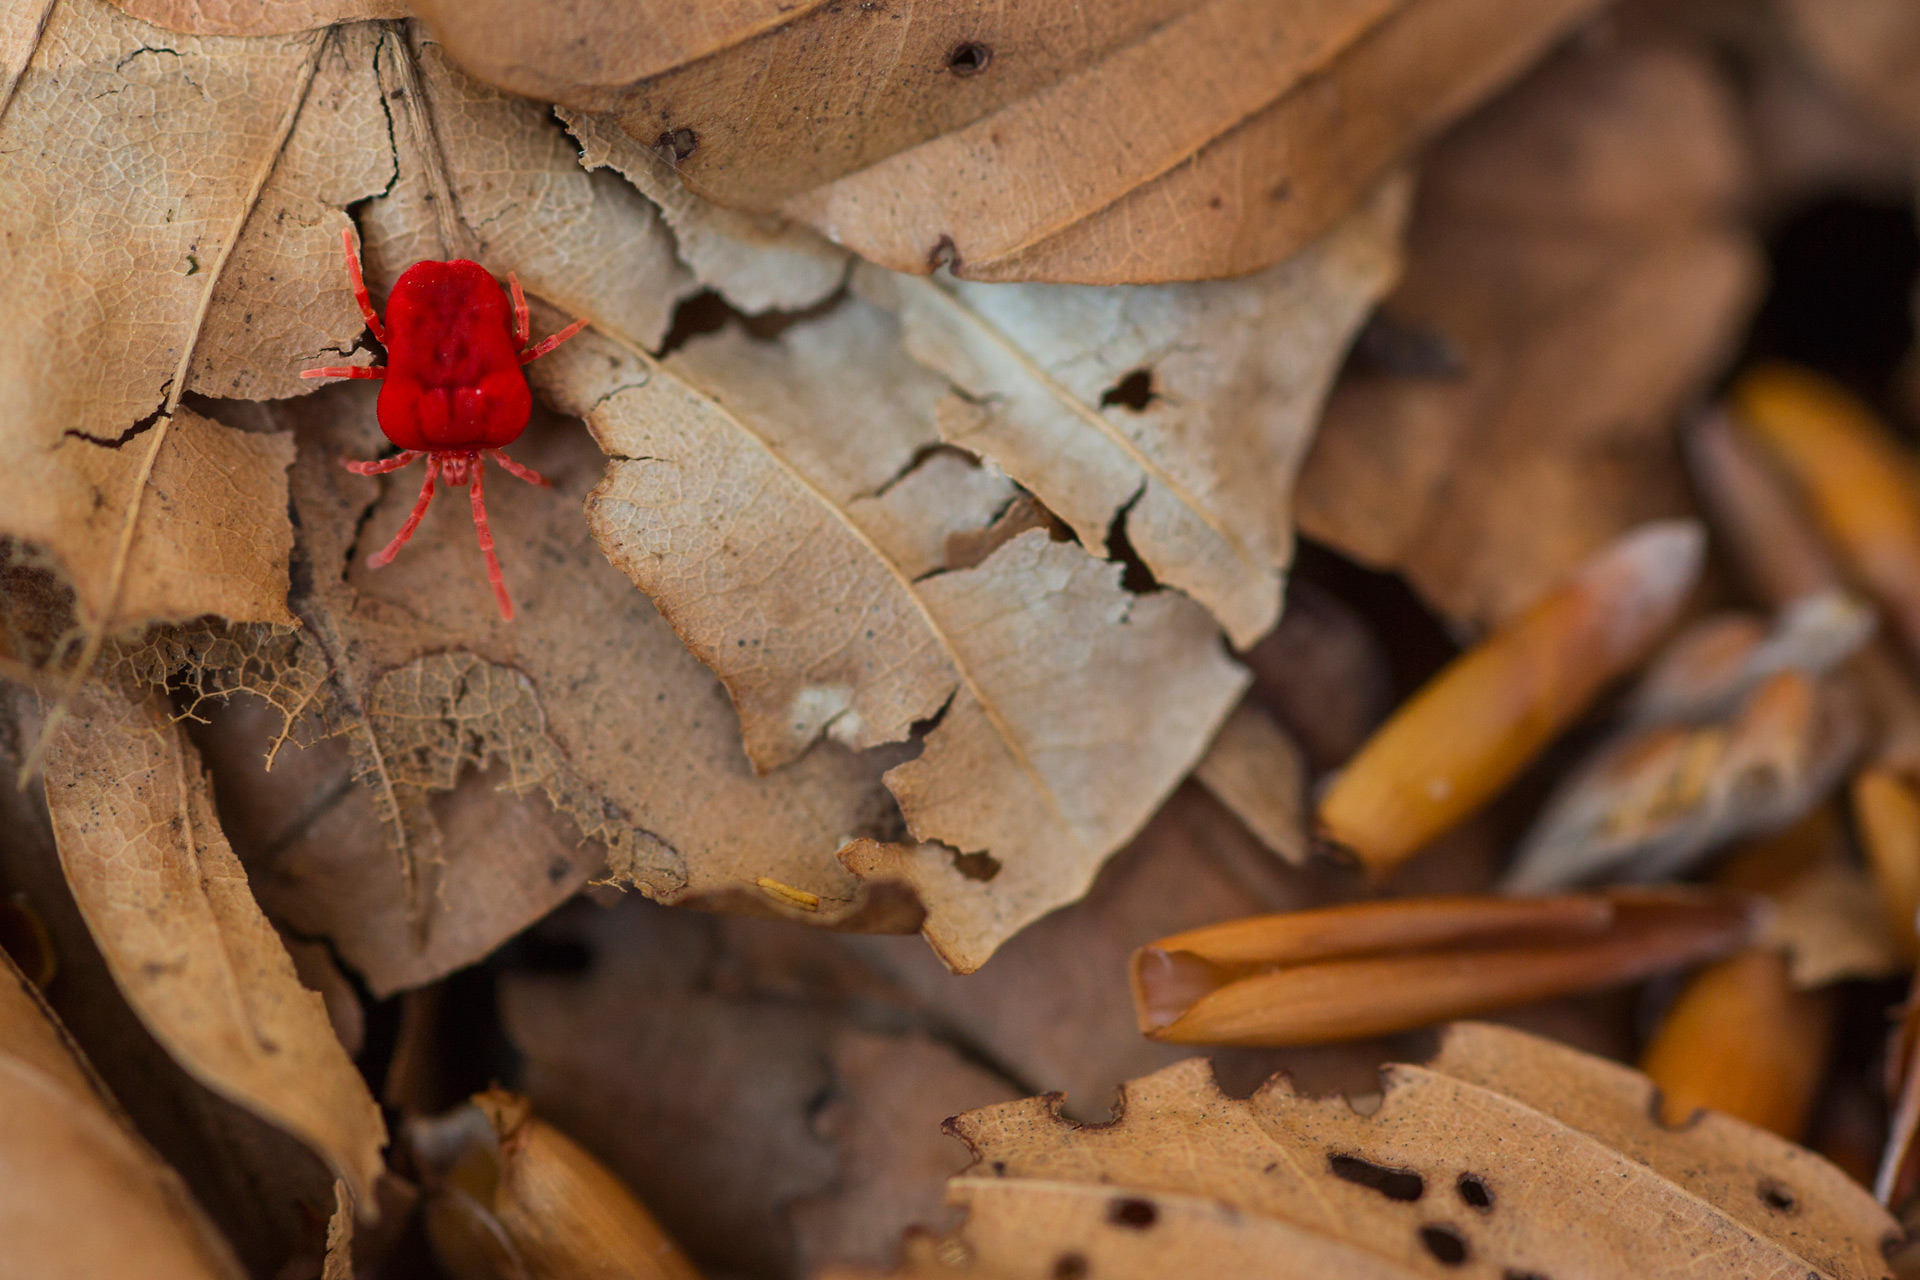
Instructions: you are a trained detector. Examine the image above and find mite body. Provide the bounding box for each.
[302,229,586,620]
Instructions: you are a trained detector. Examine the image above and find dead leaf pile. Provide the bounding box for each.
[2,0,1918,1277]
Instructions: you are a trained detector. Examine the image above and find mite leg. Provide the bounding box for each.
[342,450,423,476]
[299,365,385,380]
[340,226,386,344]
[519,317,589,365]
[468,460,515,621]
[368,454,440,569]
[507,272,531,348]
[486,449,552,488]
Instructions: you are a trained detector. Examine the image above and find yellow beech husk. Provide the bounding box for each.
[1131,887,1757,1047]
[1732,363,1920,661]
[1316,521,1704,875]
[1854,769,1920,965]
[1639,949,1832,1139]
[411,1090,701,1280]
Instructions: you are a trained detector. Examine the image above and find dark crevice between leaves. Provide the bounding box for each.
[1103,483,1160,596]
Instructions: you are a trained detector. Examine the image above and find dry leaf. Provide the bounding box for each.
[415,0,1599,284]
[792,1031,1023,1270]
[108,24,910,989]
[216,391,909,989]
[0,688,352,1275]
[0,948,251,1280]
[832,1022,1898,1280]
[107,0,402,35]
[0,2,402,644]
[1296,40,1759,625]
[1783,0,1920,143]
[560,107,850,314]
[856,178,1404,649]
[1192,701,1310,865]
[353,27,693,349]
[841,783,1398,1126]
[38,683,387,1205]
[498,896,1025,1277]
[554,296,1248,970]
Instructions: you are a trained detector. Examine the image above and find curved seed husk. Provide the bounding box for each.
[1316,521,1704,874]
[1732,363,1920,661]
[1853,768,1920,964]
[1639,949,1832,1139]
[411,1090,701,1280]
[1132,887,1757,1046]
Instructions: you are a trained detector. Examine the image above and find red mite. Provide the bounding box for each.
[301,228,587,620]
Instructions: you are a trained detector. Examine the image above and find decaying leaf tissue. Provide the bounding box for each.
[4,0,1920,1276]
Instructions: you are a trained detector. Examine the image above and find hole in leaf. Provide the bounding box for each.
[1759,1180,1797,1213]
[951,850,1001,882]
[1329,1153,1425,1201]
[1456,1173,1493,1211]
[657,126,698,161]
[947,42,992,76]
[1052,1254,1088,1280]
[1099,368,1156,412]
[1107,1197,1158,1229]
[1420,1225,1468,1266]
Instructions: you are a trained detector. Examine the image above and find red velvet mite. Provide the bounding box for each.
[301,228,587,620]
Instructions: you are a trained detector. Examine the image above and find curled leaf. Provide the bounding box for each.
[39,684,387,1204]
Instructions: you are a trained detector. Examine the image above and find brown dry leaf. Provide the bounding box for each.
[841,782,1409,1127]
[793,1031,1024,1270]
[552,294,1249,970]
[1782,0,1920,143]
[108,0,401,35]
[498,896,1026,1277]
[560,107,851,314]
[0,3,408,646]
[353,27,693,348]
[1296,40,1760,626]
[414,0,1600,284]
[125,23,907,989]
[201,388,908,992]
[0,688,353,1275]
[0,950,250,1280]
[854,179,1405,649]
[1193,701,1310,865]
[832,1022,1898,1280]
[38,682,387,1205]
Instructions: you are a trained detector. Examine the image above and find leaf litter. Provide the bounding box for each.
[6,3,1919,1279]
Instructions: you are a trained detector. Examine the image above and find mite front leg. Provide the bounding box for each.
[300,365,385,381]
[340,226,386,344]
[342,450,423,476]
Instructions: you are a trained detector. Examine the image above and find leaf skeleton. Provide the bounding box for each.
[302,228,587,620]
